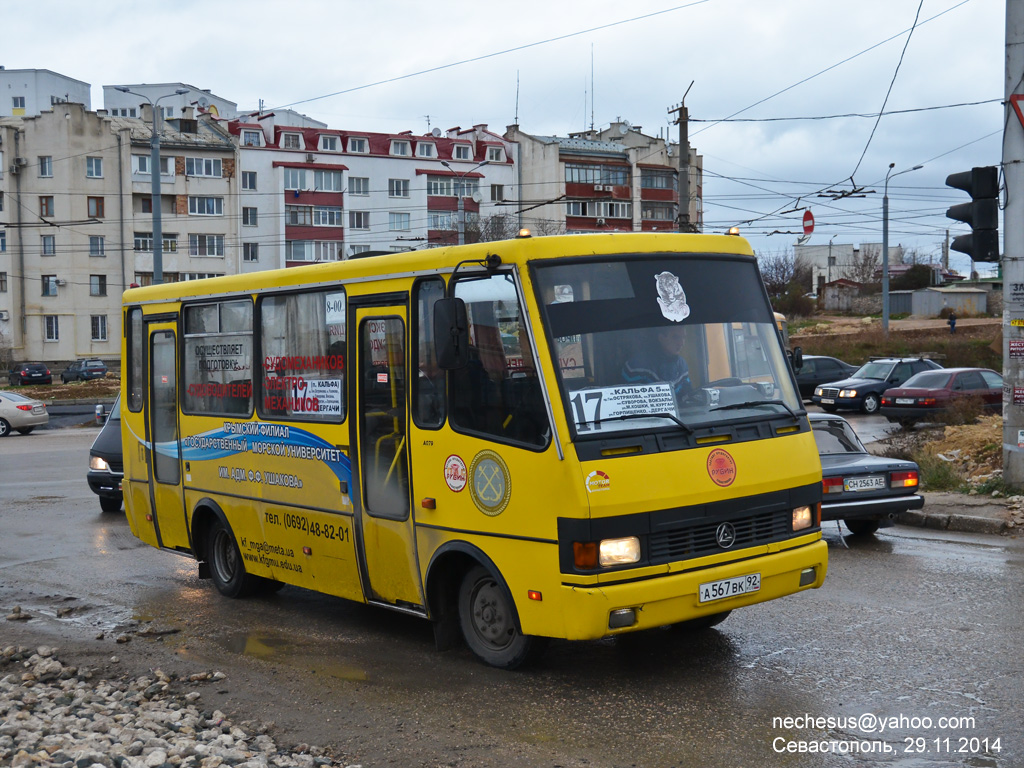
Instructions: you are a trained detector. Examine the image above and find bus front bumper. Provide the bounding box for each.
[555,539,828,641]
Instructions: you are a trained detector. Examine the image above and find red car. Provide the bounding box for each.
[880,367,1002,425]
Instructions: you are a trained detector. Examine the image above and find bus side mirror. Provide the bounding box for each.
[791,345,803,370]
[434,297,469,370]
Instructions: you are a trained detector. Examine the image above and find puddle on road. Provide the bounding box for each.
[217,631,368,682]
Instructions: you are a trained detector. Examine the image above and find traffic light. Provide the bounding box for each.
[945,166,999,262]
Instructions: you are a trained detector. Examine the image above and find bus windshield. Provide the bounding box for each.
[533,255,802,436]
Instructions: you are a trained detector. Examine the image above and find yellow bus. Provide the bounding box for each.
[121,232,826,668]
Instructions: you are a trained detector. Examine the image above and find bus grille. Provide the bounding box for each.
[648,509,793,563]
[819,387,840,399]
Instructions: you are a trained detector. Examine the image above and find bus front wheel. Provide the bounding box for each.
[458,565,543,669]
[208,518,258,598]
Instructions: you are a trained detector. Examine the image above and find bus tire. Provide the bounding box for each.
[458,565,542,669]
[207,517,258,598]
[673,610,731,631]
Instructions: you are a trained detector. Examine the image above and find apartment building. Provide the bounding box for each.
[0,102,238,363]
[504,120,701,235]
[0,68,91,117]
[228,117,518,261]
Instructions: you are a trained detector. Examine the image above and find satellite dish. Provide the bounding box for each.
[431,127,442,137]
[620,120,631,133]
[198,96,209,109]
[471,191,484,204]
[666,146,673,156]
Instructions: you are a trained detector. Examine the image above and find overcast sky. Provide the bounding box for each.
[5,0,1007,275]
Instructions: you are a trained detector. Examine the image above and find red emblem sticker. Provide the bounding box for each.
[707,448,736,487]
[444,454,468,492]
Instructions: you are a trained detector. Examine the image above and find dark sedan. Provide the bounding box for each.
[793,355,857,400]
[88,394,123,513]
[8,362,52,386]
[881,368,1003,426]
[811,356,942,414]
[810,413,924,536]
[61,358,109,383]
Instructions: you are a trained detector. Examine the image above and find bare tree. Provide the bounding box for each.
[757,250,799,300]
[843,244,881,285]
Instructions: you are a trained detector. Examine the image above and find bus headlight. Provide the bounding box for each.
[792,505,813,531]
[839,389,858,398]
[599,536,641,566]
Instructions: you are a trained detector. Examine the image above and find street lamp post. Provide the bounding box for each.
[882,163,923,334]
[115,87,188,285]
[441,159,488,245]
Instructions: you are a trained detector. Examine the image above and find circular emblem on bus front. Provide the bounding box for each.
[469,450,511,516]
[716,522,737,549]
[706,448,737,487]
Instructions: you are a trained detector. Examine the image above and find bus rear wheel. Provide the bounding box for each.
[208,517,258,598]
[458,565,543,669]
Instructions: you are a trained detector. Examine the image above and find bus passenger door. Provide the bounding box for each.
[146,323,189,549]
[352,307,424,609]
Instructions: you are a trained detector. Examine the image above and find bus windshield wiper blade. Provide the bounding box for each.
[586,411,693,434]
[712,400,799,419]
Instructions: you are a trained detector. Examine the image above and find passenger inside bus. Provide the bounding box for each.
[622,325,694,404]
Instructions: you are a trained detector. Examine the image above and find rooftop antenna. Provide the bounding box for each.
[424,114,432,132]
[514,70,519,125]
[590,44,595,132]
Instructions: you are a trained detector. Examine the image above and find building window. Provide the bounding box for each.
[243,243,259,262]
[0,232,5,253]
[90,236,106,256]
[389,178,409,198]
[641,168,676,189]
[39,156,53,177]
[348,176,369,195]
[188,196,224,215]
[91,315,108,341]
[566,201,592,217]
[350,244,370,255]
[597,201,631,219]
[348,137,368,153]
[86,157,103,178]
[487,147,504,162]
[141,196,152,214]
[88,196,105,218]
[42,275,58,297]
[285,205,313,226]
[111,107,137,118]
[189,234,225,257]
[90,274,107,296]
[641,201,675,221]
[0,272,6,291]
[390,140,410,157]
[314,170,343,192]
[428,211,454,230]
[454,145,471,160]
[565,163,629,186]
[135,155,172,175]
[313,206,343,226]
[389,212,411,231]
[321,136,338,151]
[283,168,307,190]
[241,171,257,190]
[349,211,369,230]
[242,130,261,147]
[242,207,258,226]
[417,143,435,158]
[41,235,56,256]
[282,133,301,150]
[12,96,26,111]
[426,176,453,196]
[133,232,177,252]
[490,184,504,202]
[285,241,340,261]
[185,157,222,177]
[40,196,54,217]
[44,315,59,342]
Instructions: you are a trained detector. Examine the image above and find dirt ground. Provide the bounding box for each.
[918,414,1004,482]
[792,314,1000,337]
[2,373,119,401]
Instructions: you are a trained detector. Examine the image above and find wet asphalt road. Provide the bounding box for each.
[1,428,1021,767]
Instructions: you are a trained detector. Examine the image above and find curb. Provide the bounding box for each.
[897,509,1009,536]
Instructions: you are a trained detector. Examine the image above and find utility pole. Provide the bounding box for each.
[1004,1,1024,487]
[668,83,695,233]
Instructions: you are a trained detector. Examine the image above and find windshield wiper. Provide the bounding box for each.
[583,412,693,434]
[712,400,800,419]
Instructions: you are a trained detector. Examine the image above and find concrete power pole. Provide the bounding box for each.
[669,84,695,233]
[1003,0,1024,487]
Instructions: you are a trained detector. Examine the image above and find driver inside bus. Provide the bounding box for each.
[622,324,693,403]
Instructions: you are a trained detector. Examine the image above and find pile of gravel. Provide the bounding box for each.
[1,645,359,768]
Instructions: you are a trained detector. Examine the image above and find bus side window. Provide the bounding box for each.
[413,279,445,429]
[450,274,548,448]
